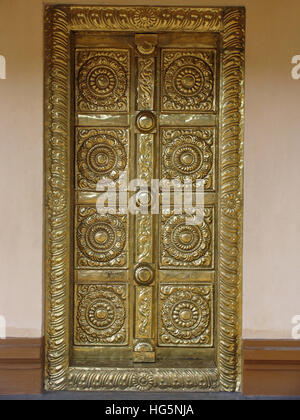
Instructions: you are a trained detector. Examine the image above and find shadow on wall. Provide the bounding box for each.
[0,55,6,79]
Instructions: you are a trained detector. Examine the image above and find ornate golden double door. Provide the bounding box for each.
[73,31,218,367]
[45,5,244,392]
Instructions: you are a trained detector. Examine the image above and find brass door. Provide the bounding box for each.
[72,31,219,367]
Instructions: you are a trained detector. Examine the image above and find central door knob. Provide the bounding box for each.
[136,111,156,133]
[135,264,154,286]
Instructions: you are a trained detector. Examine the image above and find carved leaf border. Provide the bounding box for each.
[44,5,245,392]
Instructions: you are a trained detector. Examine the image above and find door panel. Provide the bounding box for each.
[160,49,216,112]
[72,31,219,366]
[75,48,131,113]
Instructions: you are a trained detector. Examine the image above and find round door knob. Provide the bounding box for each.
[135,264,154,286]
[136,111,156,133]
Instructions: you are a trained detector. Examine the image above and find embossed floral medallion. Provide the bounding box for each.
[76,207,127,268]
[161,50,215,112]
[76,128,128,190]
[161,127,215,189]
[159,285,213,346]
[160,208,214,269]
[76,50,130,112]
[75,284,128,345]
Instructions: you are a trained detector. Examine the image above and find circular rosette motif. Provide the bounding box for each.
[78,133,127,183]
[133,8,157,28]
[78,55,128,110]
[131,372,155,391]
[163,215,211,263]
[222,193,241,217]
[77,287,125,341]
[164,55,213,110]
[163,134,213,182]
[77,214,126,263]
[161,289,210,341]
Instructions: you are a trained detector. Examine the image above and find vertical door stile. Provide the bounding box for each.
[133,34,158,363]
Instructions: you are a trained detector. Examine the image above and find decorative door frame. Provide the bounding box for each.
[44,5,245,392]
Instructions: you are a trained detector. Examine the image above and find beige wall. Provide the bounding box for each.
[0,0,300,339]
